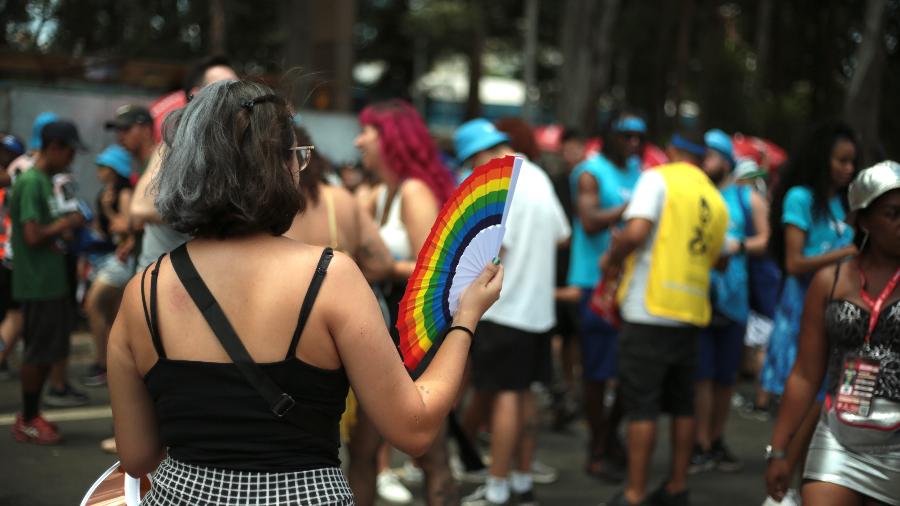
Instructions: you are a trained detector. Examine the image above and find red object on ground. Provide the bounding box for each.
[732,133,787,171]
[148,90,187,144]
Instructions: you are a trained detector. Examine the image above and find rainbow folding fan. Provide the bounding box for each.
[397,155,523,377]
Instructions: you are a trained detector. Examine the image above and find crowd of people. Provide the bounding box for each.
[0,55,898,506]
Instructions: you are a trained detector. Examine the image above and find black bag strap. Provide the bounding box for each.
[286,247,334,359]
[168,243,297,419]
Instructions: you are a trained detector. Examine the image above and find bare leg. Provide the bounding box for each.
[488,391,520,478]
[84,280,122,369]
[49,360,68,391]
[801,481,865,506]
[347,409,383,506]
[417,423,459,506]
[0,309,23,363]
[666,415,695,493]
[623,420,656,504]
[709,383,736,443]
[584,379,608,460]
[693,379,713,451]
[461,390,492,441]
[516,391,537,473]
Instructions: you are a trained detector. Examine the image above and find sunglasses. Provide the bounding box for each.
[290,145,315,171]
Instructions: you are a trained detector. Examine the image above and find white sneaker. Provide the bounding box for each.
[530,460,558,484]
[377,470,413,504]
[395,460,423,485]
[761,489,801,506]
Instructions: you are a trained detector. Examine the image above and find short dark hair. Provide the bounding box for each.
[560,127,584,144]
[183,55,233,98]
[156,80,303,239]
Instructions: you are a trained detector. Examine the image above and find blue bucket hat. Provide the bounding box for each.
[704,129,735,168]
[95,144,133,179]
[29,112,60,151]
[454,118,510,163]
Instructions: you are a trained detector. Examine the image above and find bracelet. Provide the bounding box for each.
[764,444,785,461]
[447,325,475,339]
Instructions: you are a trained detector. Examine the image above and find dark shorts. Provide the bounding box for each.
[553,299,579,338]
[579,289,618,381]
[22,298,73,365]
[0,264,20,314]
[471,320,551,392]
[619,322,699,421]
[696,320,746,385]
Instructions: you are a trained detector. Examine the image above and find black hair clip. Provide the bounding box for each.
[240,94,281,112]
[187,93,194,103]
[241,99,256,110]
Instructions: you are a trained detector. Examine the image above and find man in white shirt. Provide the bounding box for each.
[454,119,570,506]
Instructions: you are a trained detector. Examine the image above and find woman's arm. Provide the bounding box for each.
[130,147,164,225]
[765,265,832,499]
[783,224,856,276]
[108,277,165,476]
[396,179,440,280]
[745,190,770,256]
[356,204,394,282]
[325,253,502,456]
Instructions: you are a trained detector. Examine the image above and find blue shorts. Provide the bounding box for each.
[695,320,745,385]
[579,289,618,382]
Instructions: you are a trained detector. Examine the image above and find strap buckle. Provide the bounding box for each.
[271,393,296,417]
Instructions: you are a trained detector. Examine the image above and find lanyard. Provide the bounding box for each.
[858,266,900,344]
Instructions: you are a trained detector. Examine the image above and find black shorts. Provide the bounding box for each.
[471,321,552,392]
[618,322,699,421]
[553,299,579,338]
[0,264,20,313]
[22,298,73,365]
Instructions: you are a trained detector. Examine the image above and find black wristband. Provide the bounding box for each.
[447,325,475,339]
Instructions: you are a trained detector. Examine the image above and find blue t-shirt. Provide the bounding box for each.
[567,154,641,288]
[782,186,853,257]
[710,185,750,323]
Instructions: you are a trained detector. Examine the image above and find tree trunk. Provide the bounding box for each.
[583,0,621,133]
[209,0,227,55]
[671,0,695,125]
[845,0,887,165]
[754,0,773,82]
[556,0,595,130]
[522,0,539,123]
[464,0,485,120]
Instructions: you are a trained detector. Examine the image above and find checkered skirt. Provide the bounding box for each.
[140,456,355,505]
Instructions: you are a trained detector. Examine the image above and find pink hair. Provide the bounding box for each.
[359,99,454,205]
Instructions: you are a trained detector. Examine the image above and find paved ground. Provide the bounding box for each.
[0,332,776,506]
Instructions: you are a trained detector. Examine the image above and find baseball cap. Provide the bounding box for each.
[612,116,647,135]
[29,112,60,151]
[0,134,25,157]
[454,118,510,163]
[733,158,767,181]
[105,104,152,130]
[41,121,87,151]
[848,160,900,212]
[704,129,735,168]
[95,144,133,179]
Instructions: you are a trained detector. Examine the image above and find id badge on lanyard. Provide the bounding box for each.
[835,267,900,417]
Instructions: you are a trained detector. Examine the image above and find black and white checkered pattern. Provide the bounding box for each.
[141,456,355,505]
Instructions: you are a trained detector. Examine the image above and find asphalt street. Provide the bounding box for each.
[0,331,776,506]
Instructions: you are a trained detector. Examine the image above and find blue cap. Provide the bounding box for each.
[704,129,735,167]
[95,144,133,179]
[613,116,647,134]
[1,135,25,157]
[29,112,60,151]
[454,118,510,163]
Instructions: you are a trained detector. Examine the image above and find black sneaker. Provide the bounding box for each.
[514,489,538,506]
[647,485,689,506]
[82,364,107,387]
[44,383,89,408]
[687,445,714,474]
[711,439,743,472]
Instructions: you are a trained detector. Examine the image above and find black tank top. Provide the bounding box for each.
[824,262,900,402]
[140,248,349,472]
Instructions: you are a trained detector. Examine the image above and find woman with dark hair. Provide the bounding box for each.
[107,81,502,505]
[762,122,859,398]
[766,161,900,505]
[350,99,459,505]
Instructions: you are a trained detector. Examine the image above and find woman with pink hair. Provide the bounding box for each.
[350,100,458,505]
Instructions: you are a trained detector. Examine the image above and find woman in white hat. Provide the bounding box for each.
[766,161,900,505]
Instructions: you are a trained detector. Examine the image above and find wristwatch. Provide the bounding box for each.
[765,444,785,461]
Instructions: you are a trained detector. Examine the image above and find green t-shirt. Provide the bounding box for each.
[10,168,67,301]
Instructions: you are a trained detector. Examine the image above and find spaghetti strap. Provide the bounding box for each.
[829,260,844,301]
[286,248,334,359]
[140,254,168,358]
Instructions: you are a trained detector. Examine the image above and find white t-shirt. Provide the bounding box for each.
[482,159,571,333]
[619,170,687,327]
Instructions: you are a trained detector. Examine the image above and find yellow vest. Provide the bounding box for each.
[617,162,729,326]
